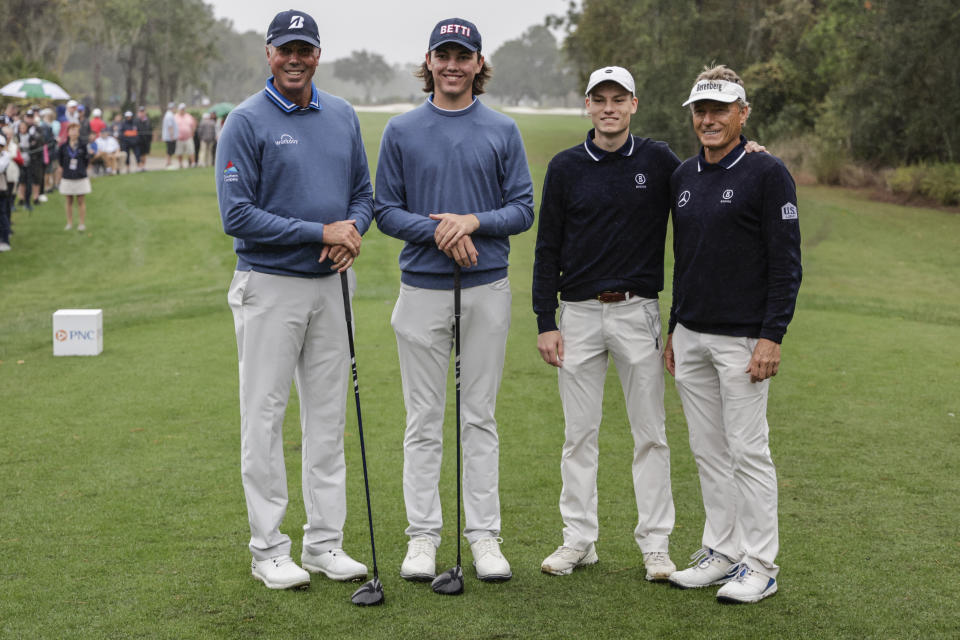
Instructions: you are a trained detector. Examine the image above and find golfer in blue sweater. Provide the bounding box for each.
[374,17,534,583]
[217,10,373,591]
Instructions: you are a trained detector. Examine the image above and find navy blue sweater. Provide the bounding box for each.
[374,97,534,290]
[669,137,802,343]
[216,78,373,278]
[532,131,680,333]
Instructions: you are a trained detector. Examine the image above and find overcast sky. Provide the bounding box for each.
[206,0,572,65]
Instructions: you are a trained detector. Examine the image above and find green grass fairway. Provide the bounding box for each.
[1,113,958,639]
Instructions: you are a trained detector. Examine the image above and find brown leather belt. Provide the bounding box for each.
[596,291,636,303]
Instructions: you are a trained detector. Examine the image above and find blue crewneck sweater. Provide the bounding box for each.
[216,79,373,277]
[669,137,802,343]
[533,130,680,333]
[374,97,535,290]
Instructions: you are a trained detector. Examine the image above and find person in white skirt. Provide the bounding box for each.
[57,122,91,231]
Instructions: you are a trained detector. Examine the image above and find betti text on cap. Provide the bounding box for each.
[429,18,482,52]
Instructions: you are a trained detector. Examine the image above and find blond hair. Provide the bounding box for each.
[694,64,749,108]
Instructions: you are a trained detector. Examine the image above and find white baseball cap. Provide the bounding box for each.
[92,108,102,117]
[585,66,635,96]
[67,99,78,108]
[682,79,747,106]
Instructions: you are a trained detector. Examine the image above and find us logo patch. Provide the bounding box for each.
[781,202,798,220]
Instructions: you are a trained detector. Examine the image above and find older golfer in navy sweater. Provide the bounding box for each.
[665,65,802,604]
[375,17,534,584]
[217,9,373,591]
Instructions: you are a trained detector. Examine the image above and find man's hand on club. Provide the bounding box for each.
[442,235,478,268]
[319,220,361,272]
[430,213,480,252]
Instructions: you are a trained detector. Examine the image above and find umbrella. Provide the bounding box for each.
[209,102,235,118]
[0,77,71,100]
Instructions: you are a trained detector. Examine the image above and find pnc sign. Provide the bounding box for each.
[53,309,104,356]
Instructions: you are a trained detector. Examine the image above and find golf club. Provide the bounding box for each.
[431,264,465,596]
[340,270,385,607]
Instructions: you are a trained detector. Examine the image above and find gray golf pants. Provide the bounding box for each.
[228,269,354,561]
[672,323,779,577]
[556,296,675,553]
[391,277,511,546]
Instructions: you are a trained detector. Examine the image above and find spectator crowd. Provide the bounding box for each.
[0,98,226,253]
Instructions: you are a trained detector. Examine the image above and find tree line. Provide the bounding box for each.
[3,0,955,172]
[556,0,960,169]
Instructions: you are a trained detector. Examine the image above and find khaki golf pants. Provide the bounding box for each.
[228,269,354,561]
[391,278,511,546]
[672,323,780,577]
[557,296,675,553]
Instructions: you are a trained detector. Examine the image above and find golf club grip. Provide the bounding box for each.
[340,271,352,325]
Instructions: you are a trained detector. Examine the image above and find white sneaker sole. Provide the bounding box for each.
[717,581,778,604]
[541,548,599,576]
[301,560,367,582]
[475,566,512,582]
[252,570,310,590]
[645,566,676,582]
[400,569,436,582]
[668,573,735,589]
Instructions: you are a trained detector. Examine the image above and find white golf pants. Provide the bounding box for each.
[391,278,511,546]
[228,269,354,561]
[672,323,779,577]
[556,296,674,553]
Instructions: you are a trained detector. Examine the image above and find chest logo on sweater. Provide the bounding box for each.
[721,188,734,203]
[677,190,691,208]
[274,133,299,146]
[634,173,647,189]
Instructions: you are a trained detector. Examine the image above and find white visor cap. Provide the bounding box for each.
[682,79,747,107]
[585,66,636,96]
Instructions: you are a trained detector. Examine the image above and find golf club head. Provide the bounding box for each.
[351,577,385,606]
[431,566,464,595]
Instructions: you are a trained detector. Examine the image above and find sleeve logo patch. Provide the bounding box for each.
[781,202,798,220]
[223,161,239,183]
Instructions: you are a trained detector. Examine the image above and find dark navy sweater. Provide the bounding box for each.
[668,137,802,343]
[532,131,680,333]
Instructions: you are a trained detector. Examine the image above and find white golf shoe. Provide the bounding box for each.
[716,565,778,603]
[400,536,437,581]
[668,547,738,588]
[301,548,367,581]
[642,551,676,582]
[471,537,512,582]
[251,555,310,590]
[540,544,599,576]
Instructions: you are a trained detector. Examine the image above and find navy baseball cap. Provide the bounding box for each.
[267,10,321,48]
[428,18,481,53]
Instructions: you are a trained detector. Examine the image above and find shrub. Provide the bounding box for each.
[887,163,960,205]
